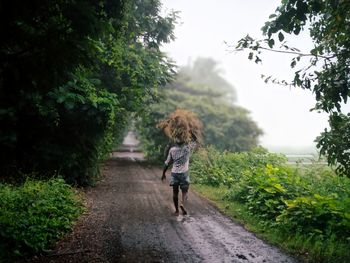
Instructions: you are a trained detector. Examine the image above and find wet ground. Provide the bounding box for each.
[23,158,297,263]
[21,133,297,263]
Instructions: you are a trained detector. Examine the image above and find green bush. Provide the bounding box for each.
[38,70,127,186]
[191,147,350,242]
[229,165,297,220]
[277,194,350,238]
[190,146,286,187]
[0,178,84,260]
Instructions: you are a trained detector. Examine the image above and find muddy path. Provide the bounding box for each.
[22,152,297,263]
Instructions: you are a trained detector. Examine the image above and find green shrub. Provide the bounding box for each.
[277,194,350,239]
[190,146,286,187]
[191,147,350,243]
[0,178,84,260]
[228,165,297,220]
[190,146,228,186]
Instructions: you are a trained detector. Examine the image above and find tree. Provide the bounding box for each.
[180,57,237,103]
[235,0,350,177]
[0,0,177,185]
[137,58,263,161]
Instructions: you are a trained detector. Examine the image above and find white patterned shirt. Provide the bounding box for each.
[165,141,197,173]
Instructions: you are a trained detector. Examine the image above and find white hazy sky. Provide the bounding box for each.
[161,0,330,150]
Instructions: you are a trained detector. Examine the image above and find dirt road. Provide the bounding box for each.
[23,151,297,263]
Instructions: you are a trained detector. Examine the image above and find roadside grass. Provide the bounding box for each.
[192,184,350,263]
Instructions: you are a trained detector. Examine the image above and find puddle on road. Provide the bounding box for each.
[176,215,195,224]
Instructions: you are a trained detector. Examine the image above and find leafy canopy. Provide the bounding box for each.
[235,0,350,177]
[0,0,177,185]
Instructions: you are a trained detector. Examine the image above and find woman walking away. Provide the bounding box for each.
[158,109,202,216]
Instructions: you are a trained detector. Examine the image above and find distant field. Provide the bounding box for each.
[266,145,317,155]
[285,154,327,165]
[265,144,328,164]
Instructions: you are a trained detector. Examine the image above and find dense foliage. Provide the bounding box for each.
[0,0,176,185]
[235,0,350,177]
[137,58,263,161]
[191,147,350,261]
[0,178,84,260]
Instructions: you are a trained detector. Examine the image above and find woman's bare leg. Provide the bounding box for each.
[173,185,179,215]
[181,191,187,205]
[180,185,189,215]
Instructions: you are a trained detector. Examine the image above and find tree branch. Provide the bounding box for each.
[253,46,336,60]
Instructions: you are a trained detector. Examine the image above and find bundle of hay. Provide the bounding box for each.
[157,109,203,144]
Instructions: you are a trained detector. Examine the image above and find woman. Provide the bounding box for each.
[161,135,197,216]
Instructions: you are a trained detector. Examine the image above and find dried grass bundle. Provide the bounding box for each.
[157,109,203,144]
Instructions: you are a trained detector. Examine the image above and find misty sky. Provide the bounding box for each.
[161,0,331,150]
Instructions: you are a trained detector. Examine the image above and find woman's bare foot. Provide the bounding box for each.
[180,204,187,215]
[173,211,179,216]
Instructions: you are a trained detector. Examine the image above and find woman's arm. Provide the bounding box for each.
[162,148,173,180]
[161,164,169,181]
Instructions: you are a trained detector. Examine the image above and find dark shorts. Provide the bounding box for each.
[170,172,190,191]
